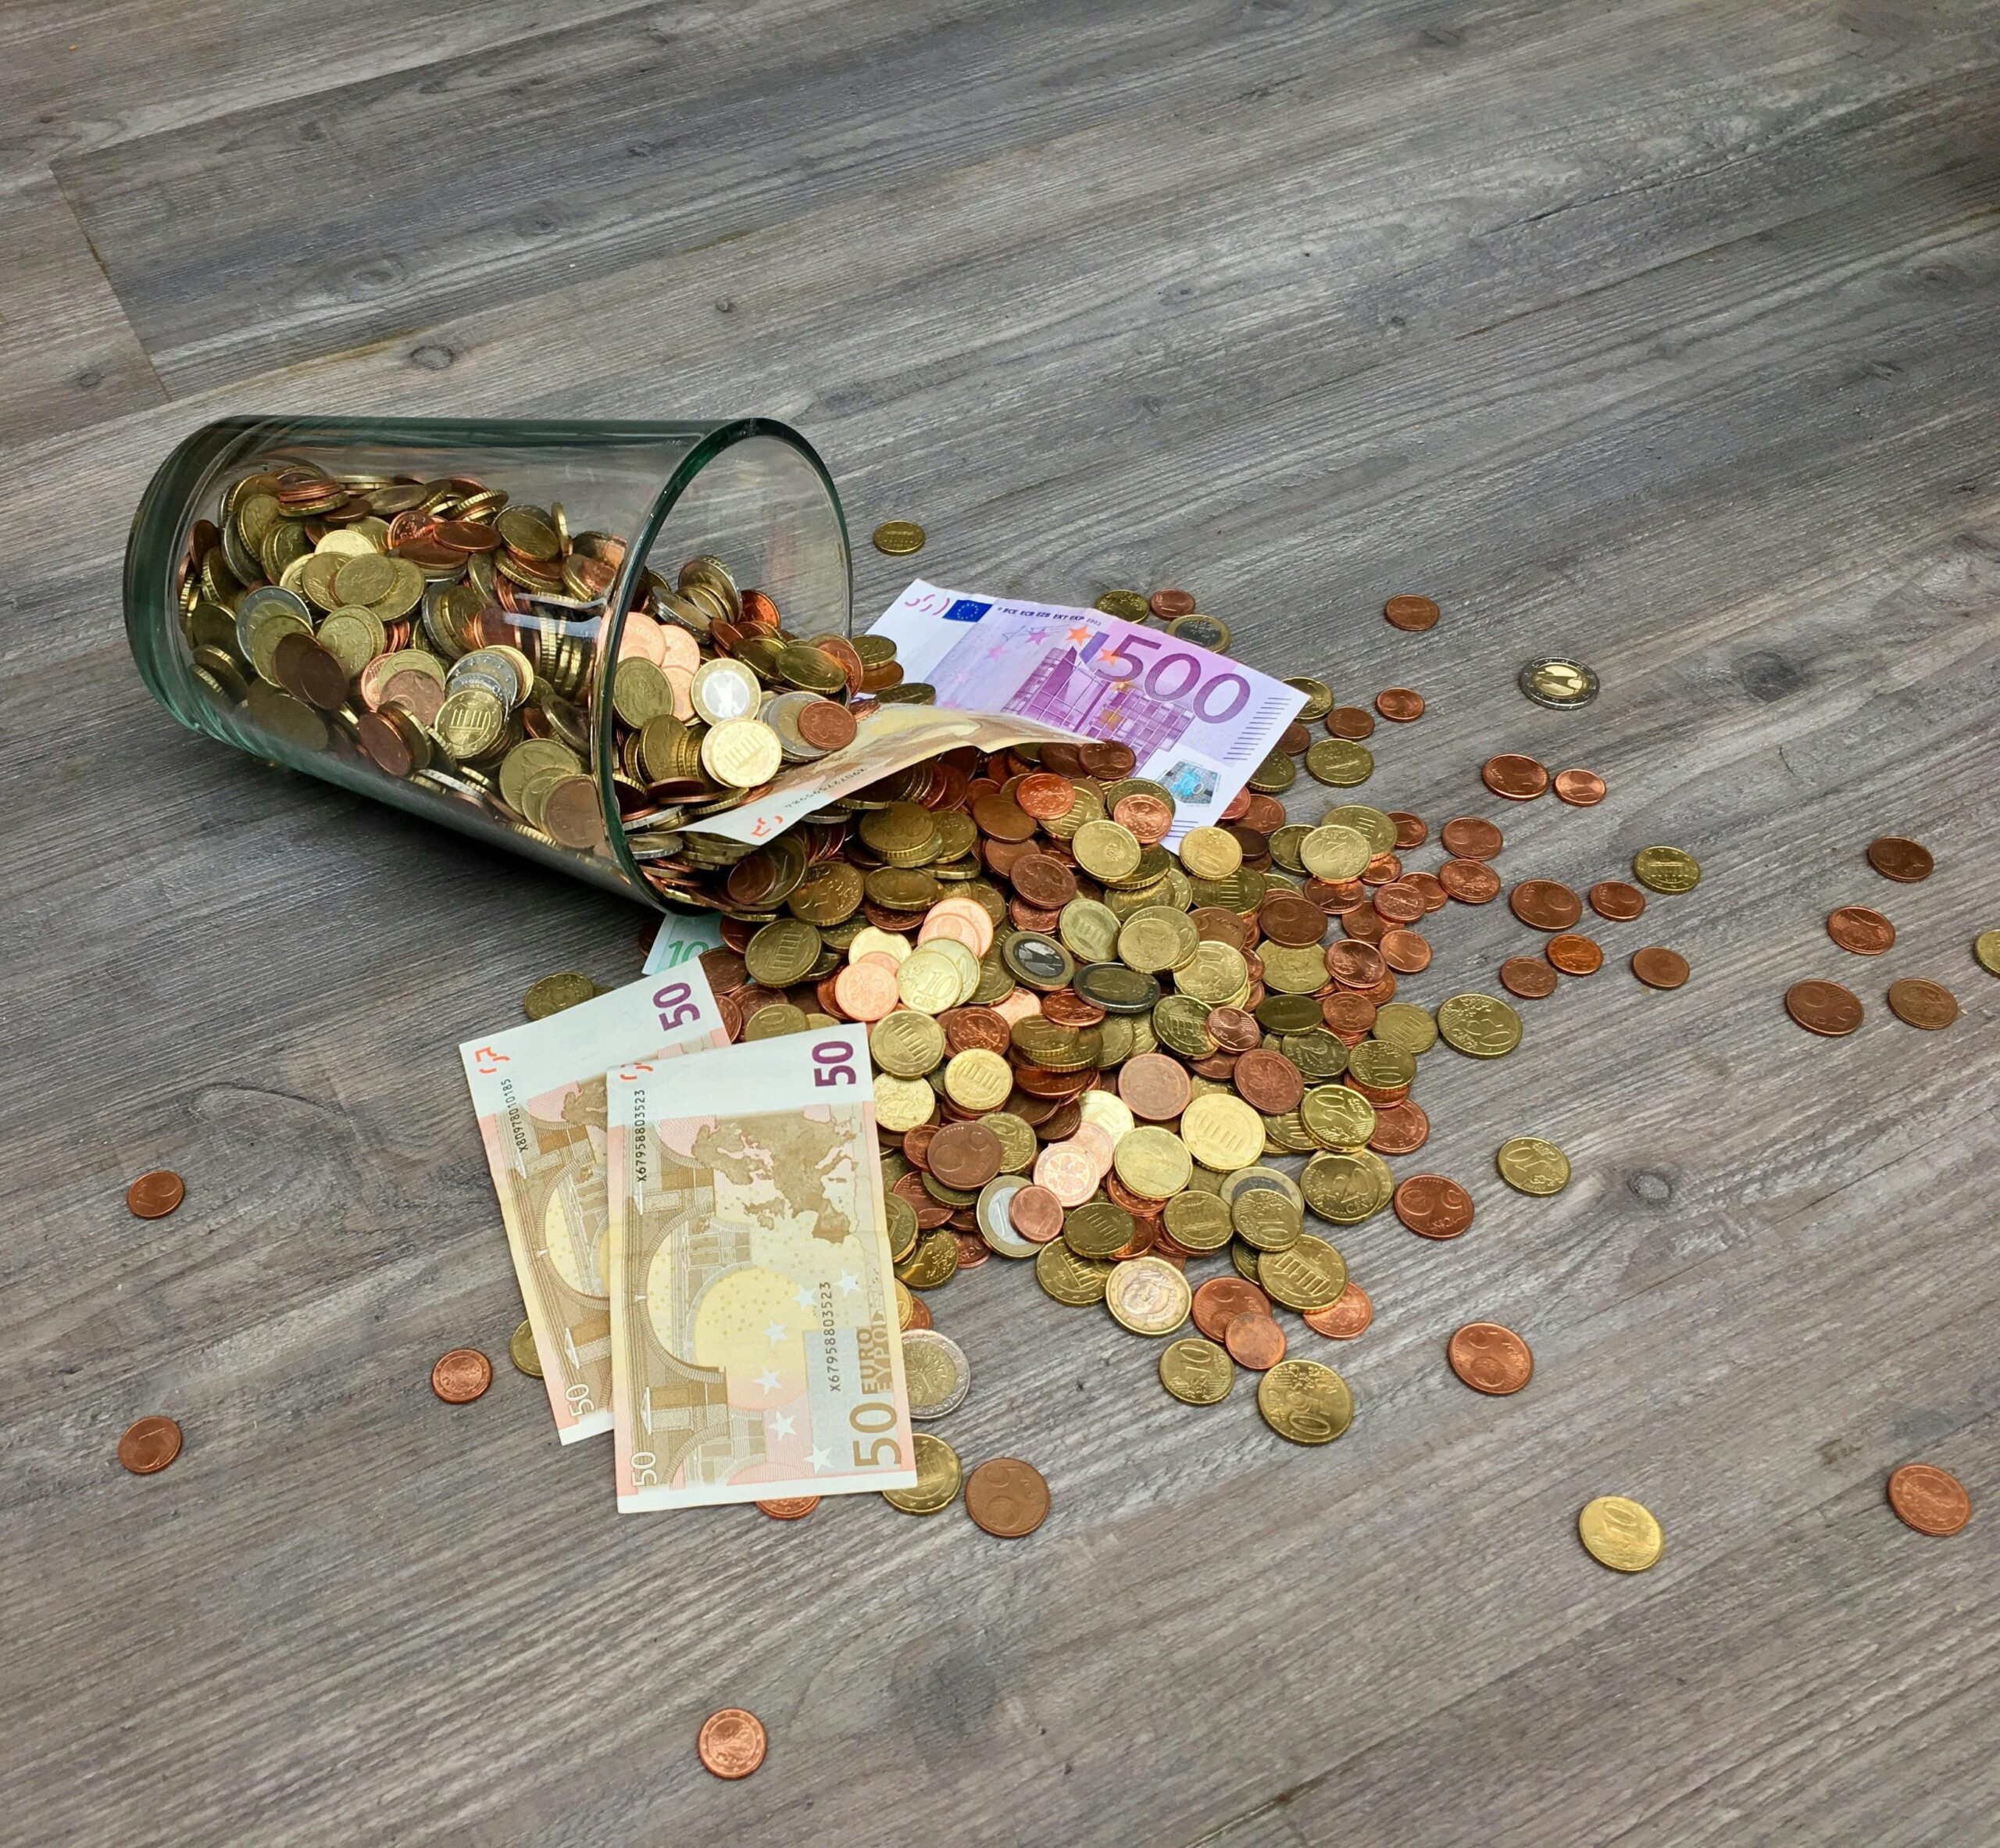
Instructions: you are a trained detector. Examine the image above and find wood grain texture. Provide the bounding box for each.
[1,1,1996,1843]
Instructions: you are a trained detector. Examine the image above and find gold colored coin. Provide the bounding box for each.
[870,1009,949,1078]
[1160,1335,1237,1404]
[872,520,927,556]
[1173,940,1251,1006]
[897,948,965,1015]
[1163,1190,1235,1253]
[1036,1240,1113,1306]
[1974,929,2000,976]
[1178,826,1243,880]
[1305,738,1374,787]
[1370,1002,1438,1055]
[897,1228,960,1289]
[1257,1359,1354,1444]
[523,971,596,1020]
[1300,1085,1375,1150]
[1633,845,1701,894]
[873,1074,938,1133]
[1436,992,1523,1059]
[509,1318,542,1378]
[745,917,821,988]
[1578,1495,1663,1571]
[1112,1125,1193,1200]
[702,718,783,788]
[1301,1149,1393,1224]
[1105,1256,1193,1336]
[943,1047,1012,1111]
[1179,1092,1266,1171]
[1073,819,1143,884]
[882,1433,961,1514]
[1117,906,1198,974]
[1496,1136,1570,1196]
[1320,805,1396,854]
[895,1278,917,1330]
[1258,1235,1348,1311]
[1348,1038,1415,1092]
[1298,824,1371,881]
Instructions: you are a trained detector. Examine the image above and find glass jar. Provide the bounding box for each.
[125,415,852,905]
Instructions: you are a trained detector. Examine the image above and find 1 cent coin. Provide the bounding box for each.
[1886,978,1958,1030]
[964,1457,1051,1537]
[1500,956,1559,999]
[1446,1322,1534,1395]
[1440,817,1503,860]
[697,1707,767,1778]
[126,1170,185,1219]
[1588,881,1646,921]
[1384,594,1440,631]
[1375,688,1425,722]
[430,1348,493,1403]
[1866,836,1932,883]
[1827,906,1895,955]
[1784,979,1863,1036]
[118,1415,184,1475]
[1630,946,1691,989]
[755,1496,820,1520]
[1552,768,1606,806]
[1886,1463,1971,1537]
[1510,880,1583,930]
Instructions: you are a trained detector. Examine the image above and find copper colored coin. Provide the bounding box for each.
[971,793,1036,841]
[1373,882,1427,924]
[953,1231,990,1269]
[1149,588,1198,619]
[755,1496,820,1520]
[1588,880,1647,921]
[1369,1099,1429,1154]
[1303,1282,1373,1339]
[1481,754,1549,801]
[118,1415,183,1475]
[1326,706,1376,739]
[1118,1052,1194,1121]
[1446,1322,1534,1395]
[904,1292,933,1329]
[1014,773,1077,820]
[1886,1463,1972,1536]
[1827,906,1895,955]
[1784,979,1863,1036]
[964,1457,1051,1537]
[1405,870,1449,913]
[1234,1048,1305,1115]
[1259,892,1329,946]
[1008,1184,1066,1244]
[1192,1276,1271,1342]
[1077,740,1137,778]
[1552,768,1606,806]
[1225,1313,1287,1370]
[1886,978,1959,1030]
[1393,1174,1475,1239]
[1112,793,1174,844]
[1205,1006,1264,1052]
[1322,992,1377,1039]
[430,1348,493,1403]
[1439,859,1501,904]
[1342,903,1387,943]
[1384,594,1440,631]
[1327,941,1387,988]
[1630,946,1690,989]
[795,699,857,751]
[928,1121,1005,1189]
[1500,956,1559,999]
[1546,933,1603,975]
[1375,687,1425,722]
[1380,928,1432,973]
[1390,810,1428,848]
[126,1170,185,1219]
[1440,817,1502,859]
[942,1006,1012,1053]
[1866,836,1933,883]
[1040,988,1105,1028]
[698,1708,767,1779]
[1509,879,1583,930]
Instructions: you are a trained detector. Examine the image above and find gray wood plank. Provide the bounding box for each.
[0,0,1996,1842]
[0,170,165,442]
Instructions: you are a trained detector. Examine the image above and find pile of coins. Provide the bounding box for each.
[173,460,903,885]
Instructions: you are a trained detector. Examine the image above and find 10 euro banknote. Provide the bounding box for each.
[606,1024,916,1510]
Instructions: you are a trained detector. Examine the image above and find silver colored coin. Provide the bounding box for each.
[1518,656,1599,709]
[900,1329,971,1420]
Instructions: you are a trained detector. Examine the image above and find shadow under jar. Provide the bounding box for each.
[126,415,853,906]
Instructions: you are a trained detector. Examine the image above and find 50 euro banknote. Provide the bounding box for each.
[606,1024,916,1510]
[459,967,729,1443]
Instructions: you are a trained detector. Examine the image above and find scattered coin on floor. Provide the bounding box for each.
[509,1318,542,1378]
[1826,906,1895,955]
[1866,835,1932,883]
[430,1349,493,1403]
[1577,1495,1663,1571]
[1257,1359,1354,1443]
[1496,1136,1570,1196]
[964,1457,1051,1536]
[1447,1322,1534,1396]
[697,1707,768,1779]
[1785,978,1863,1036]
[1974,929,2000,976]
[523,971,595,1020]
[1547,934,1603,976]
[1482,753,1549,801]
[1501,956,1559,999]
[1552,767,1605,806]
[1303,1282,1373,1339]
[125,1170,185,1220]
[1588,881,1647,921]
[1519,656,1598,708]
[1632,845,1701,893]
[1886,1464,1971,1537]
[1384,594,1439,631]
[118,1415,184,1476]
[871,520,926,556]
[1885,978,1958,1030]
[883,1433,962,1514]
[1630,946,1690,989]
[1375,688,1425,722]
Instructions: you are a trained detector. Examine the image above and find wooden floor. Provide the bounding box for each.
[2,2,1996,1842]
